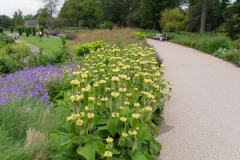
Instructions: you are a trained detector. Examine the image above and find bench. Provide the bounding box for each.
[152,33,167,41]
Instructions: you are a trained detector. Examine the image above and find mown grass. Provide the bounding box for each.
[20,35,70,53]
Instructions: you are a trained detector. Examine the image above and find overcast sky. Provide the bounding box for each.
[0,0,64,18]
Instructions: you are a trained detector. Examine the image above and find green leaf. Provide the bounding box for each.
[112,157,126,160]
[93,140,105,156]
[149,139,162,154]
[132,137,138,153]
[107,118,117,136]
[77,142,96,160]
[130,118,139,129]
[81,134,91,143]
[138,125,150,140]
[131,150,148,160]
[148,122,159,136]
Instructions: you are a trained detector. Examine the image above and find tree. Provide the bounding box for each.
[160,7,188,32]
[13,9,24,27]
[188,0,230,32]
[59,0,102,28]
[24,14,35,20]
[0,15,11,28]
[223,0,240,39]
[59,0,82,27]
[200,0,209,34]
[139,0,182,30]
[42,0,60,17]
[35,8,50,27]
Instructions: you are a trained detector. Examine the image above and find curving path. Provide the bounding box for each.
[147,39,240,160]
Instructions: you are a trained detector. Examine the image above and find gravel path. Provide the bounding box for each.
[147,39,240,160]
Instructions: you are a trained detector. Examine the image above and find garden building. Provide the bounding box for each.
[24,20,39,29]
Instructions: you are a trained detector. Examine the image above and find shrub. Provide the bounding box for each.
[50,30,60,36]
[75,40,105,56]
[225,49,239,61]
[200,36,233,54]
[26,27,29,37]
[32,27,36,36]
[49,43,172,159]
[17,26,23,36]
[29,27,32,35]
[10,26,14,33]
[0,35,15,44]
[0,27,3,33]
[0,41,6,49]
[213,48,228,59]
[135,32,146,39]
[65,33,77,40]
[99,21,113,29]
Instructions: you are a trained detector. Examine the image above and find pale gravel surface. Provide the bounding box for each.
[147,39,240,160]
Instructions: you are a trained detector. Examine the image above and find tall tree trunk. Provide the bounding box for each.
[200,0,209,34]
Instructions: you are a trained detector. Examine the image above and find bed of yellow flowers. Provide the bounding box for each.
[50,43,172,160]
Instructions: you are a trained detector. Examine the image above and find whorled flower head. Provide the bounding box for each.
[132,113,140,119]
[76,119,84,126]
[104,151,113,158]
[122,132,128,138]
[120,117,127,122]
[87,113,95,119]
[111,92,120,98]
[111,76,120,82]
[111,112,119,118]
[88,96,95,102]
[134,103,140,108]
[70,79,80,86]
[128,130,137,136]
[106,137,113,143]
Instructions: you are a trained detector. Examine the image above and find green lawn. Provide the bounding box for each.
[19,34,70,53]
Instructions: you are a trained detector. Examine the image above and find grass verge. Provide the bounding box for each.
[20,35,70,53]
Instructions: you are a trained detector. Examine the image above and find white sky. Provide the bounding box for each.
[0,0,63,18]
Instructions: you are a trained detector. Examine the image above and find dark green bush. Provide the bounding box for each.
[29,27,32,35]
[26,28,29,37]
[0,27,3,33]
[225,49,238,61]
[17,26,23,36]
[32,27,36,36]
[0,35,15,44]
[99,21,113,29]
[10,26,14,33]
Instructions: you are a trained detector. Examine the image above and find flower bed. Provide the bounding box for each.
[50,43,172,160]
[0,64,78,105]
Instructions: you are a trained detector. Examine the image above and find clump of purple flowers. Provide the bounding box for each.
[0,64,79,105]
[65,33,77,40]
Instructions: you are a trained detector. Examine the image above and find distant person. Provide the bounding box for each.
[46,30,50,38]
[37,30,42,38]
